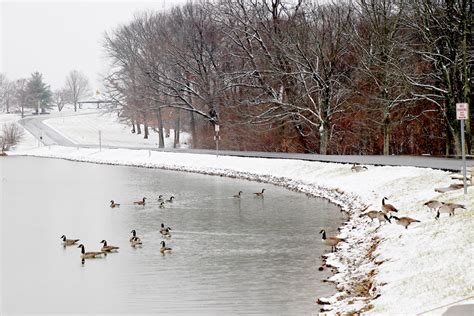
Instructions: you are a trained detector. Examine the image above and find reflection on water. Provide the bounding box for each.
[1,156,345,314]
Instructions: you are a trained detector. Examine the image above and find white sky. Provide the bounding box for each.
[0,0,186,91]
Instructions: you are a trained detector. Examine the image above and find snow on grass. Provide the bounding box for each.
[0,112,38,151]
[9,145,473,314]
[43,110,191,149]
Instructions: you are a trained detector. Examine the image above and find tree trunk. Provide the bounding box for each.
[156,108,165,148]
[319,123,328,155]
[144,123,149,139]
[143,114,149,139]
[131,120,136,133]
[74,101,77,112]
[190,111,197,149]
[136,122,142,134]
[174,109,181,148]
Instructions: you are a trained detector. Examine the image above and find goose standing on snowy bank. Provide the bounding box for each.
[435,203,465,219]
[423,200,443,212]
[390,216,420,229]
[320,230,346,252]
[363,210,380,221]
[110,200,120,208]
[376,211,391,225]
[351,164,368,172]
[60,235,80,246]
[382,197,399,213]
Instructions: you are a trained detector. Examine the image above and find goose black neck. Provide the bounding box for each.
[321,231,326,240]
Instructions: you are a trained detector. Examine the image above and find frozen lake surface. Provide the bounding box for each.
[1,156,344,314]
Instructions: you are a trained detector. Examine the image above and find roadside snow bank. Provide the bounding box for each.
[9,146,474,314]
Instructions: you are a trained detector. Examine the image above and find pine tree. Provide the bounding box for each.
[26,72,52,114]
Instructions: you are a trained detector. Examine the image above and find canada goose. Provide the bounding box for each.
[363,210,380,221]
[443,202,466,211]
[390,216,420,229]
[110,200,120,208]
[435,204,464,219]
[351,164,368,172]
[376,211,391,225]
[166,196,175,203]
[233,191,243,198]
[129,230,142,243]
[253,189,265,197]
[100,240,120,252]
[157,195,164,202]
[159,202,165,209]
[60,235,80,246]
[319,229,345,252]
[382,197,398,213]
[160,241,172,254]
[423,200,443,212]
[130,237,143,247]
[133,197,146,206]
[160,223,172,237]
[77,244,105,259]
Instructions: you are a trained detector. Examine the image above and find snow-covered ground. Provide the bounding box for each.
[8,144,473,314]
[2,107,473,314]
[0,112,38,151]
[43,109,191,148]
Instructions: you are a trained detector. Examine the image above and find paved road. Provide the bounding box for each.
[19,113,474,171]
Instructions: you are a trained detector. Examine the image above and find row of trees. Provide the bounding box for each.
[0,70,92,115]
[103,0,472,155]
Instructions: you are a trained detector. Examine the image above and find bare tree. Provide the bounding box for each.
[52,88,70,112]
[65,70,91,112]
[0,73,14,113]
[1,123,24,152]
[404,0,473,155]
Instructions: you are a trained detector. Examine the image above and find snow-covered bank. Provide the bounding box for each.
[8,146,473,314]
[43,110,191,148]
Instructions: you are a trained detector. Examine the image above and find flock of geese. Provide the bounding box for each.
[320,164,467,253]
[63,189,268,264]
[321,196,466,253]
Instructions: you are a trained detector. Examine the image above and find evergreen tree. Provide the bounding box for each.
[26,72,52,114]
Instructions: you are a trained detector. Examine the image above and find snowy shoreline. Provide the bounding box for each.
[8,145,473,314]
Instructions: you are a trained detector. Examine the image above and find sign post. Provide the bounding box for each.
[214,124,220,157]
[99,130,102,152]
[456,103,469,194]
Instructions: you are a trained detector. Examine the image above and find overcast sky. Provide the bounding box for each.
[1,0,186,91]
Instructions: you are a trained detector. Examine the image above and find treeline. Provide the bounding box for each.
[103,0,473,155]
[0,70,91,116]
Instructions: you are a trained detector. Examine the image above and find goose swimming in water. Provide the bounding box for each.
[110,200,120,208]
[60,235,80,246]
[133,197,146,206]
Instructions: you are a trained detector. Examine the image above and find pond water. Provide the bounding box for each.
[1,156,345,315]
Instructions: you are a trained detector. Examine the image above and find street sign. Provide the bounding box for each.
[214,124,220,133]
[456,103,469,120]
